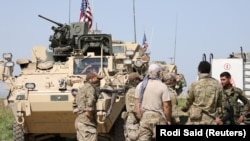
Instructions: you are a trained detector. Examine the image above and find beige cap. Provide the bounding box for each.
[148,64,161,73]
[128,72,141,81]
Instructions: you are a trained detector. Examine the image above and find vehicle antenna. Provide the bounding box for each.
[133,0,137,43]
[68,0,71,24]
[173,14,178,64]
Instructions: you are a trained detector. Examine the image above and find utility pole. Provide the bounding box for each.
[133,0,137,43]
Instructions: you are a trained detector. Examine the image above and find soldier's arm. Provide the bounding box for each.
[216,88,223,108]
[85,86,96,121]
[181,85,194,112]
[163,101,172,125]
[134,98,142,119]
[215,87,223,116]
[238,90,250,116]
[162,86,172,124]
[134,83,142,119]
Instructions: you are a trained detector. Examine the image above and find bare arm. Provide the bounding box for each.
[163,100,172,125]
[134,98,142,119]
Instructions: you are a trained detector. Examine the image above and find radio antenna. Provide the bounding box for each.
[68,0,71,24]
[173,14,178,64]
[133,0,137,43]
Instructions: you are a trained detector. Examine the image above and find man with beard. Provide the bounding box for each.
[74,72,102,141]
[218,71,249,125]
[135,63,172,141]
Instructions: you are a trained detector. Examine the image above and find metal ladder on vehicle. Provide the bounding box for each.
[243,53,250,99]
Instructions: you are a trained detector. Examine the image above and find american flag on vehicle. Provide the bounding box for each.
[79,0,92,30]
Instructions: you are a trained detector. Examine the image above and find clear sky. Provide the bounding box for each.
[1,0,250,97]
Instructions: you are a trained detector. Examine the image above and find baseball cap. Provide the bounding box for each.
[86,72,103,81]
[148,64,161,73]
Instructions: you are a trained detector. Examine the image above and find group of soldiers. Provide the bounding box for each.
[72,60,250,141]
[123,60,250,141]
[123,63,184,141]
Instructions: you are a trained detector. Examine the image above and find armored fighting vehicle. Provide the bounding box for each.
[0,15,149,141]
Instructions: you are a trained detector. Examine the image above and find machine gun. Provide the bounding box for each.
[38,15,70,50]
[38,15,63,27]
[38,15,88,61]
[221,103,235,125]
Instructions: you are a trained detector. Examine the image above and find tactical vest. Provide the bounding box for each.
[222,87,243,117]
[75,83,96,114]
[125,86,136,112]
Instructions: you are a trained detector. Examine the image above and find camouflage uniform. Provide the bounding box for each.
[168,87,180,124]
[175,73,187,95]
[183,73,223,125]
[138,111,166,140]
[75,82,98,141]
[220,87,250,124]
[123,72,141,141]
[124,86,140,141]
[162,72,180,124]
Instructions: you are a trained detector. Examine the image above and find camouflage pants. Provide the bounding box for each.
[186,112,216,125]
[75,113,97,141]
[124,112,140,141]
[138,111,166,141]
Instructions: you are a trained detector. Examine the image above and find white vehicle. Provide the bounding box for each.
[202,47,250,125]
[208,47,250,100]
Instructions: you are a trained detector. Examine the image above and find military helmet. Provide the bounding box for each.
[86,72,103,81]
[128,72,141,81]
[162,73,176,86]
[163,73,176,81]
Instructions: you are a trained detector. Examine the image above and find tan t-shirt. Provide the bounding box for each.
[135,79,171,113]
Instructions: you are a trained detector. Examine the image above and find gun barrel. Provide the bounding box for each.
[38,15,63,27]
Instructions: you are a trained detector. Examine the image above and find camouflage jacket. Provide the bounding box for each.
[221,86,250,118]
[75,82,98,113]
[125,84,137,113]
[184,73,223,116]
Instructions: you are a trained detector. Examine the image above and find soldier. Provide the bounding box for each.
[181,61,223,125]
[162,72,180,124]
[218,71,250,125]
[175,73,187,95]
[123,72,142,141]
[135,64,172,141]
[74,72,102,141]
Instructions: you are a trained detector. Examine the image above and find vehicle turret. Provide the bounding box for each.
[38,15,89,61]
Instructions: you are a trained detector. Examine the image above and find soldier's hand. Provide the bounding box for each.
[181,106,188,112]
[167,121,171,125]
[135,112,142,120]
[214,117,223,125]
[236,115,245,124]
[85,111,94,121]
